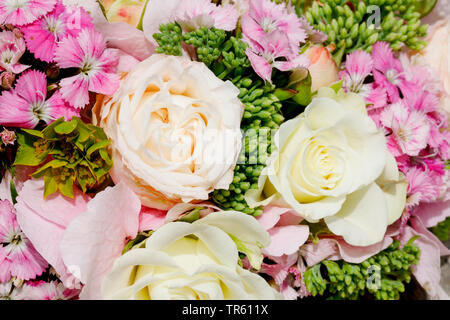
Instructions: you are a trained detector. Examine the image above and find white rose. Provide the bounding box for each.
[246,87,408,246]
[93,54,243,210]
[101,211,282,300]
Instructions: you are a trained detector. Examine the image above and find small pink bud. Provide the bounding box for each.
[0,128,16,146]
[0,72,15,90]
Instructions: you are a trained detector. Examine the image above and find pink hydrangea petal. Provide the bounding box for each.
[263,225,309,257]
[413,198,450,228]
[139,206,167,232]
[97,21,155,62]
[399,216,450,299]
[15,179,90,285]
[60,182,141,300]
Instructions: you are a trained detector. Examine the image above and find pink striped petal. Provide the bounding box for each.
[59,75,90,109]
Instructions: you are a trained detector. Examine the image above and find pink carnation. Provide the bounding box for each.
[21,1,94,62]
[405,166,443,209]
[341,50,373,94]
[0,70,79,129]
[242,0,306,51]
[175,0,239,31]
[54,28,120,109]
[0,200,48,282]
[17,280,79,300]
[245,31,309,83]
[0,0,56,26]
[380,102,430,157]
[0,30,30,74]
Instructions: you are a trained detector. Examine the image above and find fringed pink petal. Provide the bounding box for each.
[59,75,90,109]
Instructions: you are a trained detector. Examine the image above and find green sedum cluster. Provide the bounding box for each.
[303,238,420,300]
[14,117,113,198]
[153,24,286,216]
[304,0,428,63]
[431,217,450,242]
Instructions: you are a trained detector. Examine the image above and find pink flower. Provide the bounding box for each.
[371,42,405,103]
[0,30,30,74]
[380,102,430,157]
[21,1,94,62]
[17,280,79,300]
[241,0,306,51]
[405,165,443,209]
[175,0,239,31]
[398,216,450,299]
[0,128,16,146]
[341,50,373,94]
[245,31,309,82]
[305,45,339,92]
[0,200,48,282]
[54,28,120,109]
[0,0,56,26]
[0,70,79,129]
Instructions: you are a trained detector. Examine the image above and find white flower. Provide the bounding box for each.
[101,211,282,300]
[246,87,408,246]
[94,54,243,210]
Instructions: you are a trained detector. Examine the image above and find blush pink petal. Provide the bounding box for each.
[54,36,84,68]
[60,182,141,300]
[15,179,90,285]
[246,47,273,82]
[399,216,450,299]
[263,225,309,257]
[139,206,167,232]
[46,90,80,121]
[14,70,47,105]
[0,90,36,129]
[96,22,155,62]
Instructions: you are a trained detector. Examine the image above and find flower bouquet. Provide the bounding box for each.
[0,0,449,301]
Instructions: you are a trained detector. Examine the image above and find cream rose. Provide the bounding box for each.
[93,54,243,210]
[101,211,282,300]
[246,87,408,246]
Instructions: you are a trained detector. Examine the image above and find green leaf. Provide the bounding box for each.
[273,88,298,101]
[228,234,264,271]
[291,72,313,105]
[330,79,344,94]
[54,118,78,135]
[14,132,47,166]
[86,140,110,158]
[32,159,68,178]
[179,207,203,223]
[21,129,43,138]
[44,175,58,198]
[42,117,65,140]
[9,178,18,204]
[58,176,74,198]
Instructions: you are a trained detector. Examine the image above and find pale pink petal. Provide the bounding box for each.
[54,35,84,68]
[399,216,450,299]
[139,206,167,232]
[263,225,309,257]
[60,182,141,300]
[246,47,273,82]
[15,179,90,285]
[46,90,80,121]
[59,75,90,109]
[211,3,238,31]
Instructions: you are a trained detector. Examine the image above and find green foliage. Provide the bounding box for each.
[304,0,428,63]
[153,22,183,56]
[303,238,421,300]
[212,76,284,216]
[14,117,113,199]
[431,217,450,242]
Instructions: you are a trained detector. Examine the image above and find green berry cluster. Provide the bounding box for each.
[305,0,428,61]
[212,77,284,216]
[431,217,450,242]
[14,117,113,198]
[183,27,227,66]
[303,238,421,300]
[153,22,183,56]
